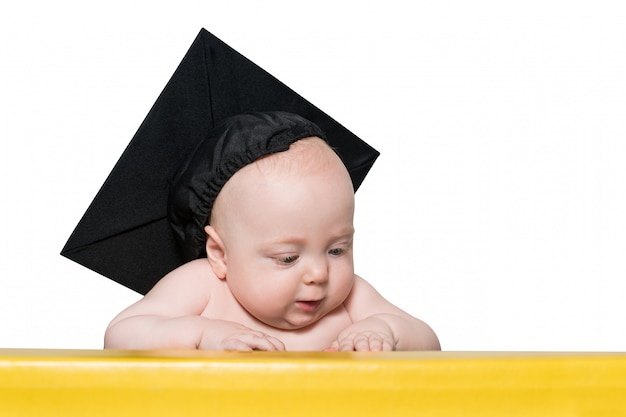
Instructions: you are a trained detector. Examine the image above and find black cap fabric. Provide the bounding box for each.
[61,28,379,294]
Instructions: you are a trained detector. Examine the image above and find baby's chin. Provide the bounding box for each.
[268,318,319,331]
[258,312,325,331]
[247,299,345,330]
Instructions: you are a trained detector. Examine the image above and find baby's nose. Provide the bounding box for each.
[303,258,329,285]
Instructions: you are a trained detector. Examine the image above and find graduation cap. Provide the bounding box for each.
[61,28,379,295]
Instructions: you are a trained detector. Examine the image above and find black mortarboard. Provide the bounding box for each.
[61,28,379,295]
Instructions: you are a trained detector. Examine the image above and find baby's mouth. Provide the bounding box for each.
[295,300,322,312]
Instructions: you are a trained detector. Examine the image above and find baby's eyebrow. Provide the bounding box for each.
[324,226,356,243]
[265,236,307,246]
[331,226,356,239]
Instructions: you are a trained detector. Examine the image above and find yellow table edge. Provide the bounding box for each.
[1,349,625,416]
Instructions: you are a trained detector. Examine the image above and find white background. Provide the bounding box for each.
[1,0,624,351]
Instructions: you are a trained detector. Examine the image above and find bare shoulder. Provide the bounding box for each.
[149,258,215,293]
[344,275,386,303]
[343,275,414,321]
[146,259,215,306]
[109,259,216,325]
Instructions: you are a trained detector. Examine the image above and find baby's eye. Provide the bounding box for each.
[278,255,299,264]
[328,248,344,256]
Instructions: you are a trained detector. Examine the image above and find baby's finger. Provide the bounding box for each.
[323,342,339,352]
[365,334,384,352]
[265,335,286,351]
[352,334,372,351]
[381,337,394,351]
[246,333,284,351]
[337,336,358,352]
[222,338,254,351]
[248,331,288,351]
[341,333,395,352]
[222,332,277,351]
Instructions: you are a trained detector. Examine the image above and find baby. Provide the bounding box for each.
[104,112,440,352]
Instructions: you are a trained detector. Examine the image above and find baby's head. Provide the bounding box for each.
[168,112,357,328]
[206,136,356,329]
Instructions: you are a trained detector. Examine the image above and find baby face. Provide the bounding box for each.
[211,138,356,329]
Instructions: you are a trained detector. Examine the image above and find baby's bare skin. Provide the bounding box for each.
[106,259,438,351]
[105,260,430,351]
[105,138,440,351]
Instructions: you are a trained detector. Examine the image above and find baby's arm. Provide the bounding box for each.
[329,276,440,351]
[104,260,284,351]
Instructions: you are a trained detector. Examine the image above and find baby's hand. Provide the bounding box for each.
[198,320,285,351]
[326,316,396,352]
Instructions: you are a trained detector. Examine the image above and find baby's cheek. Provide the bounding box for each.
[335,274,356,301]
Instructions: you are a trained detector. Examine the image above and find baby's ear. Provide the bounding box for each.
[204,226,227,279]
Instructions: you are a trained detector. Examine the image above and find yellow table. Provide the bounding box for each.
[1,349,625,416]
